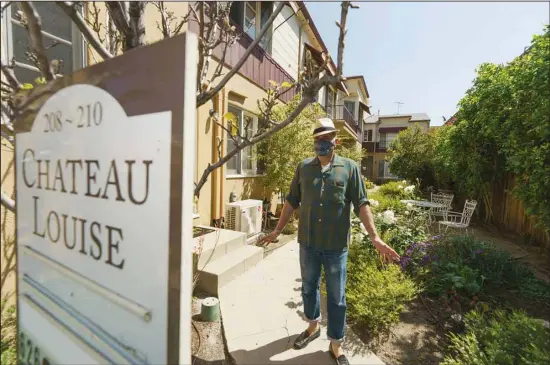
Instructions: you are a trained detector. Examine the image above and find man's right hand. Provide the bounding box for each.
[259,229,281,246]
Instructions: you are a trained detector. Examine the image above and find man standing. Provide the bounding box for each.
[261,118,400,365]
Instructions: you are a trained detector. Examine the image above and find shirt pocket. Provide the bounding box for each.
[325,178,346,202]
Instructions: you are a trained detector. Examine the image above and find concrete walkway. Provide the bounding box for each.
[219,240,384,365]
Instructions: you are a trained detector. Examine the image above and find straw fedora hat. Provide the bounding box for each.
[313,117,337,138]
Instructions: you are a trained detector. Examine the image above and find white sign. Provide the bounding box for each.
[15,80,191,364]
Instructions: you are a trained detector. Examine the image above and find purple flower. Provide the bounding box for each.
[400,256,412,270]
[474,249,484,255]
[431,235,442,240]
[420,255,431,265]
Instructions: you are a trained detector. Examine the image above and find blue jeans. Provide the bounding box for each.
[299,243,348,344]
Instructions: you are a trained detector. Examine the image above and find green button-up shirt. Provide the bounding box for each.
[286,154,369,251]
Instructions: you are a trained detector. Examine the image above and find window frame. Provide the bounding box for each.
[230,1,273,54]
[1,2,86,81]
[226,104,259,178]
[344,100,356,119]
[363,129,373,142]
[244,1,257,40]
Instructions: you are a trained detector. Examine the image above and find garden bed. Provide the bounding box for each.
[345,181,550,364]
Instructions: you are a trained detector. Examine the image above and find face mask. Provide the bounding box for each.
[314,138,336,156]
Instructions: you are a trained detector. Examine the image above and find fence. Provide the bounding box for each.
[488,173,549,247]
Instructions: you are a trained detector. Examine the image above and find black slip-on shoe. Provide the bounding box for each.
[292,329,321,350]
[329,344,350,365]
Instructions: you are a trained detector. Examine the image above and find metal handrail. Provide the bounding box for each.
[326,104,360,133]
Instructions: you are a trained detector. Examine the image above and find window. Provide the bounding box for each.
[229,1,273,53]
[363,129,373,142]
[378,160,397,178]
[325,87,335,116]
[1,2,85,83]
[344,100,356,119]
[226,105,258,176]
[244,2,256,39]
[378,132,397,149]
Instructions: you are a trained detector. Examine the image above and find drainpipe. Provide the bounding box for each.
[219,88,226,223]
[210,93,219,225]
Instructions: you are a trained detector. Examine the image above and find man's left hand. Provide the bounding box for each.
[372,236,401,263]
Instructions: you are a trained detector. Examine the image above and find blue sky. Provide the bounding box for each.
[306,1,549,126]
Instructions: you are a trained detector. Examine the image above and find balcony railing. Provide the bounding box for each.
[326,104,360,134]
[377,141,390,150]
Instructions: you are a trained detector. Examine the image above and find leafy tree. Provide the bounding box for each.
[257,96,365,197]
[438,26,550,230]
[257,97,325,196]
[335,135,365,165]
[387,125,437,189]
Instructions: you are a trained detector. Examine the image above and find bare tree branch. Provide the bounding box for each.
[106,2,131,40]
[195,94,314,196]
[196,1,286,107]
[56,1,113,60]
[1,191,15,212]
[1,130,14,145]
[153,1,170,38]
[105,2,145,51]
[194,1,357,197]
[0,61,21,90]
[127,2,146,49]
[19,2,54,80]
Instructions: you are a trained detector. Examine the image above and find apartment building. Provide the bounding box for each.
[362,113,431,182]
[321,75,370,148]
[0,1,370,228]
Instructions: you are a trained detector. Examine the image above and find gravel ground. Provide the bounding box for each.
[192,293,232,365]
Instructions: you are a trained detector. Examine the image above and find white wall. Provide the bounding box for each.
[271,3,316,81]
[271,4,301,79]
[378,116,411,128]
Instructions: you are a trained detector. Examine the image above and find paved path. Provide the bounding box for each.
[219,240,384,365]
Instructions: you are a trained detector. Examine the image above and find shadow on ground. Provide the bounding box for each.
[231,336,337,365]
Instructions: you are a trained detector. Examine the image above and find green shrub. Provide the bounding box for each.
[401,235,550,305]
[367,191,407,214]
[442,309,550,365]
[351,212,429,257]
[1,301,16,365]
[346,241,418,336]
[363,177,375,190]
[378,181,408,198]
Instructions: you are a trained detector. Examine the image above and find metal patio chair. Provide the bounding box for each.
[438,200,477,235]
[428,192,454,223]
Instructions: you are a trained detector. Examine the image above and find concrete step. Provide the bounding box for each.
[197,245,264,296]
[195,226,247,269]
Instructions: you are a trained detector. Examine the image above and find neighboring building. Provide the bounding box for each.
[443,115,457,126]
[0,1,370,230]
[322,75,370,148]
[362,113,431,183]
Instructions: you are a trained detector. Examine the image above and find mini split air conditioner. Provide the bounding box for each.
[225,199,263,238]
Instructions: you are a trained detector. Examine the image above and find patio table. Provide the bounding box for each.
[400,200,445,209]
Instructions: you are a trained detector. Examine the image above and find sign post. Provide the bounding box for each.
[15,32,197,364]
